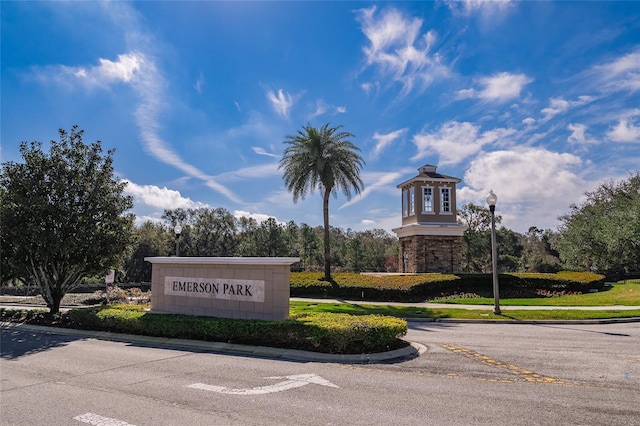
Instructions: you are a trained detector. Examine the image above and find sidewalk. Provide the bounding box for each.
[2,297,640,311]
[291,297,640,311]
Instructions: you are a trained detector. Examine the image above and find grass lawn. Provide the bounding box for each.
[2,281,639,323]
[431,281,640,306]
[290,281,640,321]
[289,301,640,321]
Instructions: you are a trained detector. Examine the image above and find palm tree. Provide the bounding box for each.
[279,123,365,282]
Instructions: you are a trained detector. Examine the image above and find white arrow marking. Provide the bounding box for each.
[74,413,136,425]
[188,373,339,395]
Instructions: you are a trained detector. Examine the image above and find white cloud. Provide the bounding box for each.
[411,121,515,165]
[34,52,145,89]
[360,82,378,95]
[356,6,450,98]
[540,96,595,122]
[567,123,596,145]
[133,215,165,226]
[541,98,570,121]
[233,210,281,224]
[447,0,514,14]
[123,180,206,210]
[455,88,476,100]
[95,53,144,83]
[265,88,294,119]
[457,72,532,103]
[478,72,533,102]
[459,148,588,231]
[311,100,328,118]
[607,118,640,143]
[590,50,640,93]
[371,128,408,159]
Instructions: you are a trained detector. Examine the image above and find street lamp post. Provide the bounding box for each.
[486,190,501,315]
[174,224,182,257]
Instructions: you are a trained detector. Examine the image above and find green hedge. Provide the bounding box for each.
[290,272,606,301]
[56,305,407,354]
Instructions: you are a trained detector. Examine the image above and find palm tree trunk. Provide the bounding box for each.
[323,188,333,283]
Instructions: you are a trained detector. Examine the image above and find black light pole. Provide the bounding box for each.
[486,190,501,315]
[174,224,182,257]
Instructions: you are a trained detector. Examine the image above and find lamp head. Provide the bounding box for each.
[486,190,497,207]
[174,224,182,235]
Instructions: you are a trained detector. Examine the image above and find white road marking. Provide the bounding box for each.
[73,412,136,426]
[188,373,339,395]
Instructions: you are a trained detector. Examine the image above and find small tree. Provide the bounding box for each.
[0,126,134,313]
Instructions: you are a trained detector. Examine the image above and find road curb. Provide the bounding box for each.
[0,322,425,364]
[405,317,640,324]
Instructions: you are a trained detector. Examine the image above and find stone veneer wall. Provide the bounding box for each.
[145,257,298,321]
[399,235,463,273]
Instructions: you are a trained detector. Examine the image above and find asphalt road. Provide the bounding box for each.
[1,322,639,425]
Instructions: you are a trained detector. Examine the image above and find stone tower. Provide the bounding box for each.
[392,164,467,273]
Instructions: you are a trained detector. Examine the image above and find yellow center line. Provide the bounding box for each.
[440,344,568,385]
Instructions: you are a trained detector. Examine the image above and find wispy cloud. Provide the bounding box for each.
[194,71,205,94]
[265,88,295,119]
[339,171,405,209]
[540,96,595,122]
[125,56,241,203]
[371,128,408,159]
[215,163,281,182]
[310,99,347,118]
[28,3,242,205]
[446,0,514,15]
[457,72,533,103]
[567,123,596,145]
[411,121,515,165]
[589,49,640,94]
[356,6,450,99]
[252,146,280,158]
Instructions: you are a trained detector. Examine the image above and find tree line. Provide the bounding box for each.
[124,208,399,283]
[122,202,567,283]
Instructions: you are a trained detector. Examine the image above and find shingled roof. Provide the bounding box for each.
[396,164,461,188]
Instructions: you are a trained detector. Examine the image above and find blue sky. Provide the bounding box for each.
[2,1,639,234]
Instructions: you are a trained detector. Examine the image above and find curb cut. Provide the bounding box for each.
[0,322,424,364]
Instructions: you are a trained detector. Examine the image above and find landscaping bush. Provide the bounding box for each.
[290,272,459,301]
[289,271,606,300]
[36,305,408,354]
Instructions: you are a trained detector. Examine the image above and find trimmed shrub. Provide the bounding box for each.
[61,305,408,354]
[290,271,606,300]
